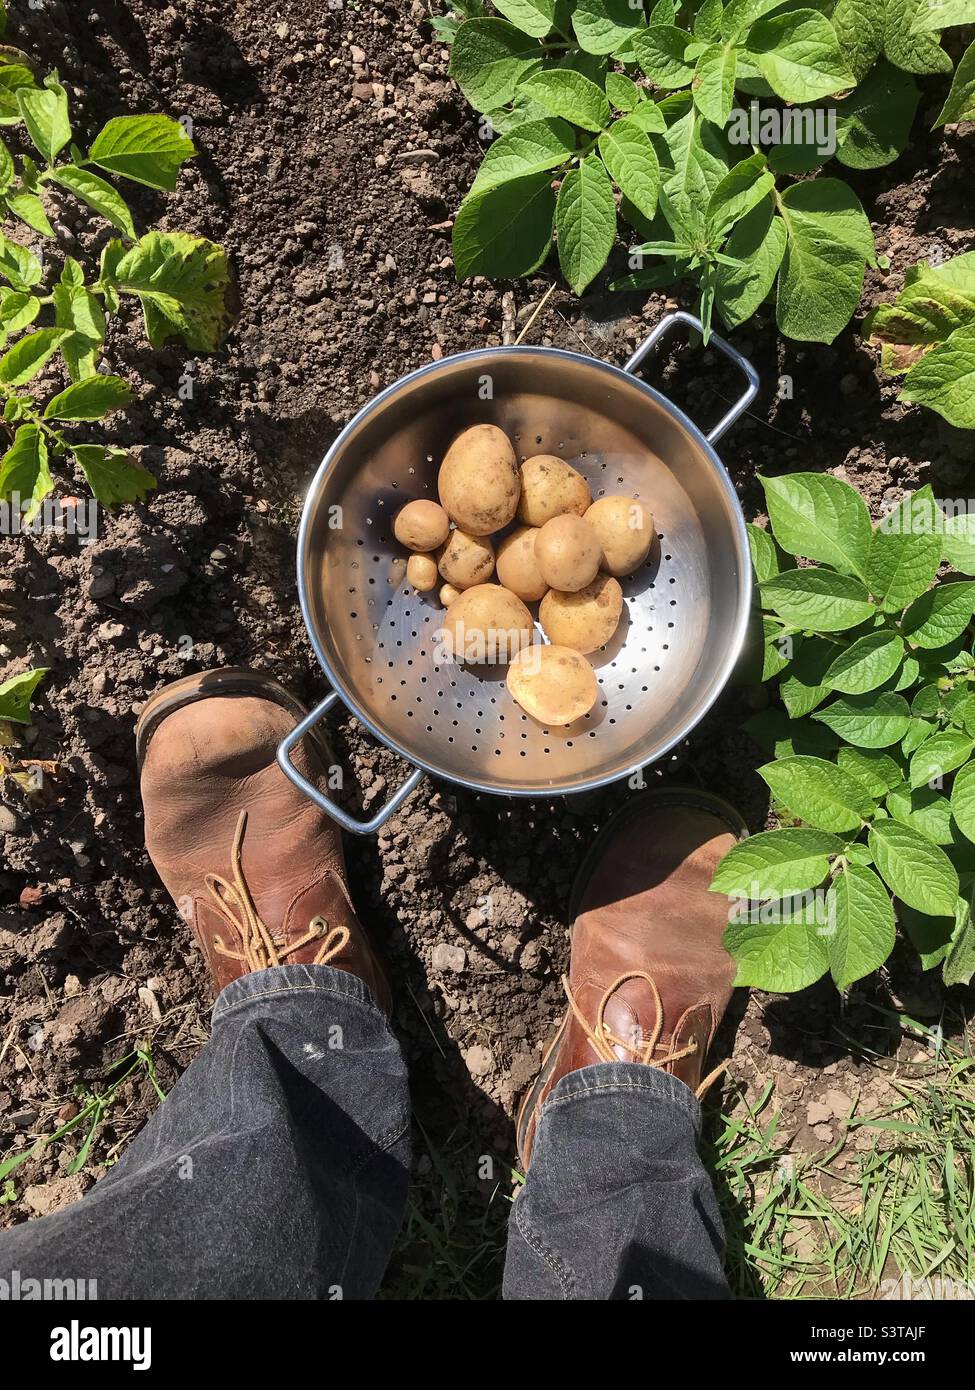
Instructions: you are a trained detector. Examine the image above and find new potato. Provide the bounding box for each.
[438,528,495,589]
[438,424,520,535]
[393,499,450,552]
[517,455,590,527]
[506,645,598,726]
[534,514,601,593]
[439,584,534,665]
[496,526,547,602]
[539,575,623,655]
[406,552,438,592]
[439,583,461,607]
[585,496,655,577]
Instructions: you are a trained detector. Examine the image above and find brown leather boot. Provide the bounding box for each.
[135,668,391,1010]
[516,788,747,1168]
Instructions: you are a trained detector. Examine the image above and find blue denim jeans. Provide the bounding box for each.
[0,965,730,1300]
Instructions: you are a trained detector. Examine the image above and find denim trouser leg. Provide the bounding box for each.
[0,964,410,1300]
[502,1063,731,1300]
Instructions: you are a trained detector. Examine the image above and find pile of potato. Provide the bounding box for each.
[393,424,654,726]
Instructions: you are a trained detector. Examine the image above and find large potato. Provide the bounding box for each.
[534,515,601,593]
[439,584,534,665]
[506,645,598,726]
[438,528,495,590]
[438,424,520,535]
[496,526,547,602]
[517,455,590,527]
[394,498,450,552]
[406,552,438,592]
[540,575,623,654]
[585,496,655,577]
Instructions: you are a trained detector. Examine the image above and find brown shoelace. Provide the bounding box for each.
[562,969,726,1099]
[205,809,350,972]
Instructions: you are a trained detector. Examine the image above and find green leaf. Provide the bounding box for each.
[745,9,854,102]
[492,0,556,39]
[471,116,576,195]
[886,781,954,842]
[908,729,973,788]
[941,510,975,576]
[0,423,51,524]
[660,108,732,241]
[899,323,975,430]
[835,61,919,171]
[0,288,39,333]
[598,117,660,220]
[706,152,774,242]
[884,0,952,72]
[5,190,52,237]
[780,637,833,717]
[454,171,556,279]
[837,746,904,798]
[944,880,975,985]
[832,0,885,81]
[744,708,840,758]
[746,521,782,583]
[71,444,156,507]
[0,231,42,292]
[106,232,234,352]
[776,179,874,344]
[902,580,975,649]
[694,42,738,125]
[555,152,616,294]
[53,281,106,383]
[935,37,975,124]
[605,71,641,110]
[869,818,958,914]
[827,862,896,989]
[812,693,912,748]
[0,63,34,125]
[632,24,696,88]
[721,0,791,40]
[0,326,65,385]
[950,757,975,842]
[866,493,943,611]
[911,0,975,31]
[714,198,786,330]
[573,0,645,54]
[710,827,841,898]
[900,900,956,969]
[760,470,872,577]
[519,69,612,130]
[724,896,830,991]
[823,631,905,695]
[43,374,133,421]
[761,568,875,632]
[694,0,724,41]
[0,667,46,725]
[50,165,136,239]
[88,114,196,190]
[760,754,874,831]
[625,100,667,133]
[16,79,70,163]
[903,716,937,756]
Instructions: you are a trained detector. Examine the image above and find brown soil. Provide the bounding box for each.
[1,0,973,1296]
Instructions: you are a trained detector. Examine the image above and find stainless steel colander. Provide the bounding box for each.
[277,310,758,833]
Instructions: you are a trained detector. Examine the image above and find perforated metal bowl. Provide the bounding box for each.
[277,311,758,833]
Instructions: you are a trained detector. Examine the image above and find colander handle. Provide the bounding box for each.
[276,691,425,835]
[623,309,759,444]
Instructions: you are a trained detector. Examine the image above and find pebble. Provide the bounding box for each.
[463,1045,494,1078]
[0,805,23,835]
[431,942,466,973]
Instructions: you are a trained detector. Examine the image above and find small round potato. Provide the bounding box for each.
[438,528,495,590]
[406,552,438,592]
[394,498,450,552]
[439,583,461,607]
[496,526,547,603]
[533,515,601,593]
[585,496,655,577]
[540,575,623,655]
[439,584,533,665]
[517,455,590,527]
[438,424,520,535]
[506,645,598,726]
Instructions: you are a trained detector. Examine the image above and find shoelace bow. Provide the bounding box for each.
[561,969,726,1099]
[205,809,350,972]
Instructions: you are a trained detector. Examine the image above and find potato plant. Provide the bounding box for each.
[711,473,975,994]
[0,1,233,520]
[439,0,972,342]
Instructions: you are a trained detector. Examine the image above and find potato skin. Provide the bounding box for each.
[438,424,520,535]
[394,499,450,552]
[439,583,461,607]
[540,575,623,655]
[439,584,534,665]
[585,496,655,577]
[438,528,495,590]
[406,552,439,592]
[517,455,590,527]
[534,514,601,593]
[506,644,598,726]
[496,526,547,602]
